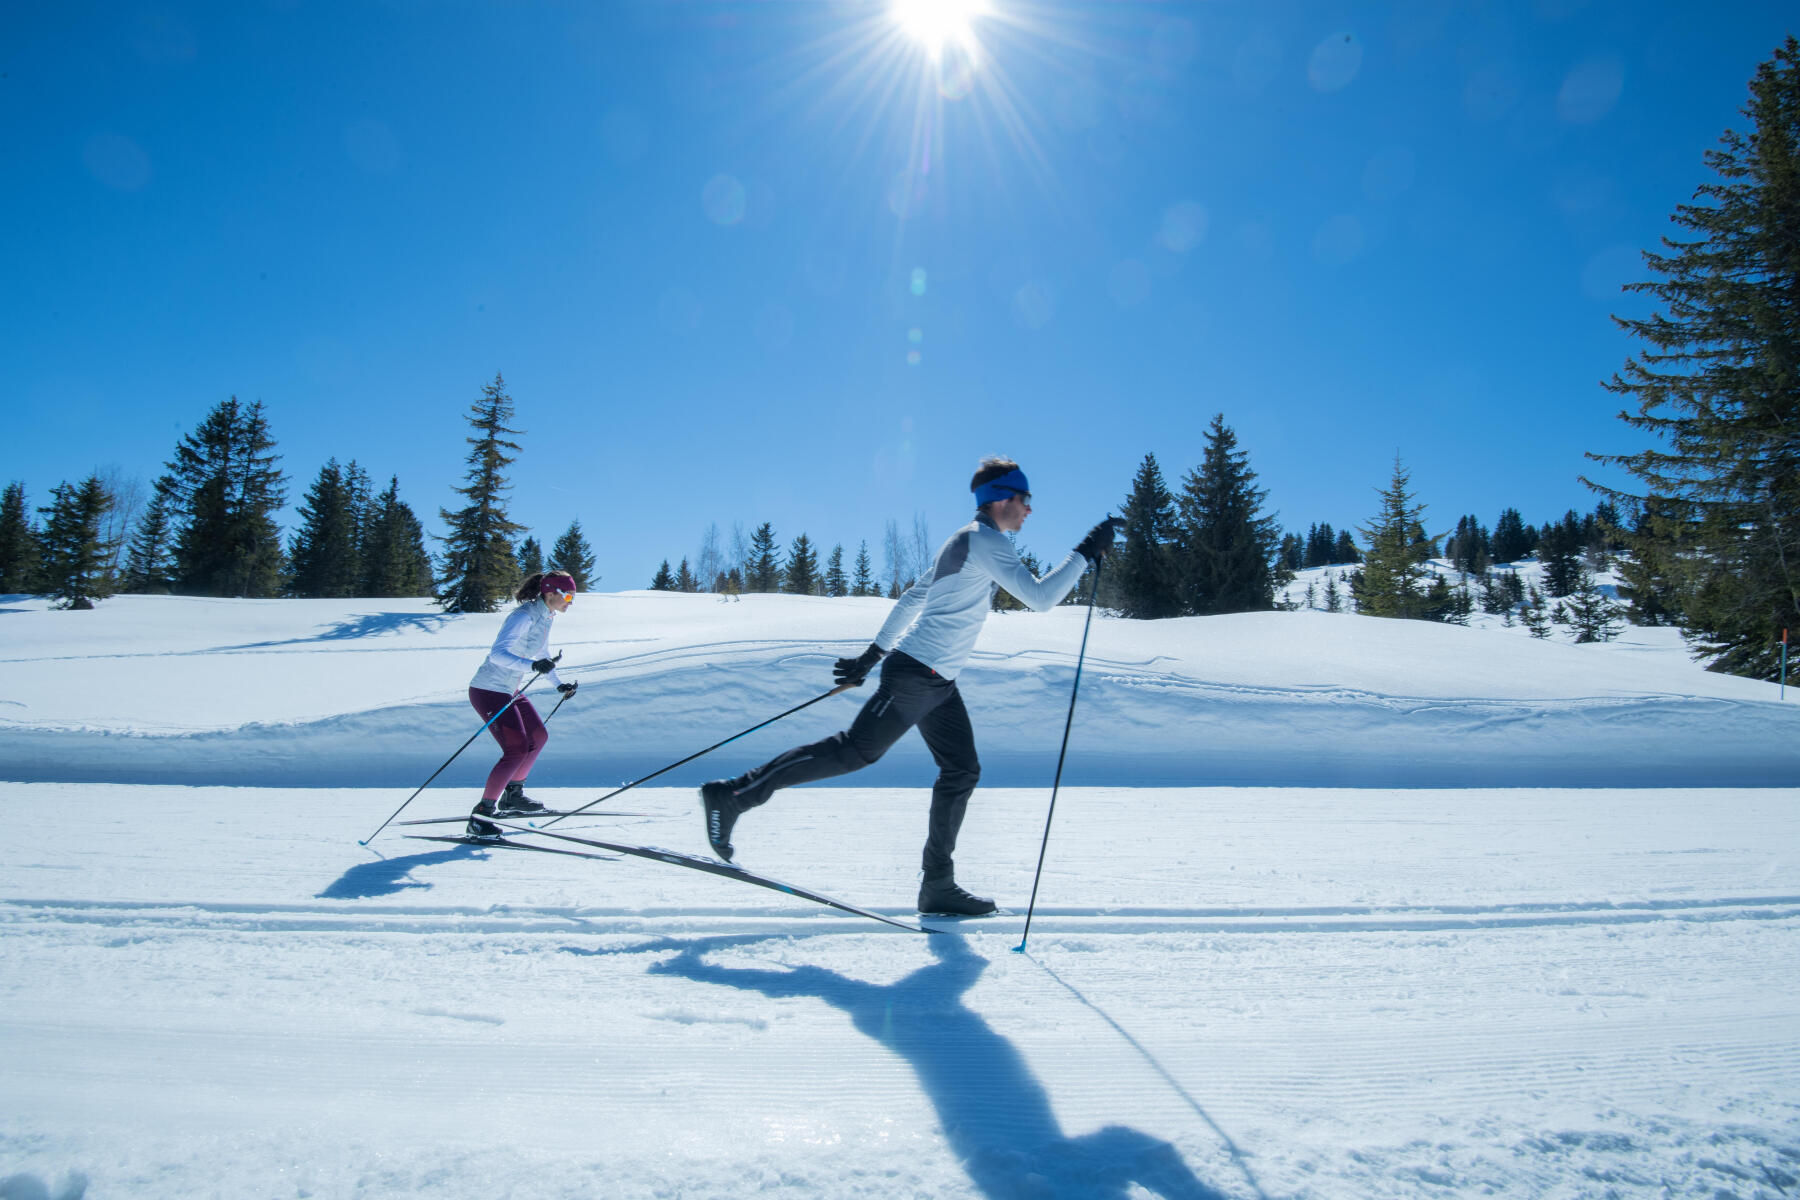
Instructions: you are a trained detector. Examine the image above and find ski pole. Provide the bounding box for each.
[1014,556,1105,955]
[542,682,577,723]
[538,680,856,827]
[359,653,560,845]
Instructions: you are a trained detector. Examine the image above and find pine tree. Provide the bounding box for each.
[1112,453,1183,619]
[852,540,875,596]
[1174,416,1282,615]
[1353,456,1438,620]
[1612,499,1683,625]
[37,475,115,609]
[1445,577,1475,624]
[1523,588,1554,638]
[1278,532,1304,573]
[676,557,699,592]
[551,520,597,591]
[1304,522,1341,568]
[1323,571,1343,613]
[1481,569,1526,616]
[288,459,363,597]
[360,476,433,597]
[516,536,544,578]
[823,544,848,597]
[343,460,371,573]
[437,375,526,613]
[1586,38,1800,680]
[1332,529,1361,564]
[1563,571,1625,643]
[0,481,41,594]
[1585,499,1625,567]
[403,488,433,597]
[1537,511,1585,598]
[746,522,782,592]
[1490,507,1533,563]
[121,475,180,594]
[782,533,820,594]
[166,396,287,597]
[650,560,676,590]
[1446,514,1491,576]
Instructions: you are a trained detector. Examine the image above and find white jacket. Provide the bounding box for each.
[470,599,568,693]
[874,513,1089,680]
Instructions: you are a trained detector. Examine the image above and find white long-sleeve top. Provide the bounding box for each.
[874,512,1090,680]
[469,598,568,693]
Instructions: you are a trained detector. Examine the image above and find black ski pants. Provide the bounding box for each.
[726,651,980,876]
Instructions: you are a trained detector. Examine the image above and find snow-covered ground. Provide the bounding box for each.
[3,587,1794,787]
[3,592,1798,1198]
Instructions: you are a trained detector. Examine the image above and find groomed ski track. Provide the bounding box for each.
[11,892,1800,938]
[5,782,1798,1199]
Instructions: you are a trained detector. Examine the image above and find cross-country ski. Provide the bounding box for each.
[394,810,651,827]
[487,818,931,933]
[404,832,621,861]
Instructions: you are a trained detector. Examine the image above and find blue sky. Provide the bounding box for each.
[4,1,1794,589]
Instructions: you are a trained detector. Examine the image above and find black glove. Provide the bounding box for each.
[1075,516,1124,565]
[531,658,556,674]
[833,643,885,688]
[557,681,578,696]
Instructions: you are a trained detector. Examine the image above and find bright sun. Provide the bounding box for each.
[890,0,989,59]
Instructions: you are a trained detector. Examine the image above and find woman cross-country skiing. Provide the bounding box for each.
[466,570,580,838]
[700,457,1121,915]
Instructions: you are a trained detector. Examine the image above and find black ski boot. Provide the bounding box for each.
[494,779,548,817]
[700,781,741,862]
[466,798,504,840]
[917,872,996,917]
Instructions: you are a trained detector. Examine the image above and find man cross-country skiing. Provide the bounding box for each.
[700,457,1121,916]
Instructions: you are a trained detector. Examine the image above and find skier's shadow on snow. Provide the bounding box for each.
[648,932,1231,1200]
[316,845,481,899]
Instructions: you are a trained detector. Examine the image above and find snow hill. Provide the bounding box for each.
[1,589,1794,789]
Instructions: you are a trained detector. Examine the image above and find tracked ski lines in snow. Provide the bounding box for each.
[7,893,1799,938]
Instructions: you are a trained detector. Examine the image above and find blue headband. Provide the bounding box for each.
[973,468,1030,506]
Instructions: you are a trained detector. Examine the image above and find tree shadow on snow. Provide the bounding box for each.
[316,844,484,899]
[207,610,454,652]
[647,932,1232,1200]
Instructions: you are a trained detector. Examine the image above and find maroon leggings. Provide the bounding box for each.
[469,687,547,801]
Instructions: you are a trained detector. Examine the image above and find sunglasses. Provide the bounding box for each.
[547,589,575,604]
[1006,489,1033,505]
